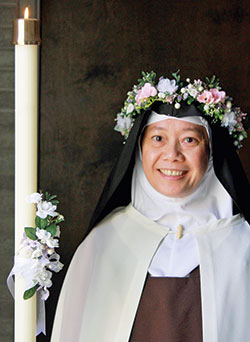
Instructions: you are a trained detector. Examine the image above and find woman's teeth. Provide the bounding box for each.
[159,169,185,176]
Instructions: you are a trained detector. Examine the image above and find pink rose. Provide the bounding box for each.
[197,90,214,104]
[210,88,226,103]
[135,83,157,105]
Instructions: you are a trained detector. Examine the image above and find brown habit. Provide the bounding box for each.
[129,267,202,342]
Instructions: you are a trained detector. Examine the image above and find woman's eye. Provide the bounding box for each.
[153,135,162,142]
[184,137,196,143]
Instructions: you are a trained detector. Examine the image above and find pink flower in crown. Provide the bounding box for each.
[197,90,214,104]
[210,88,226,103]
[135,83,157,105]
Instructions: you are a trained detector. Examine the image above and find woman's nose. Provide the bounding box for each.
[162,141,184,161]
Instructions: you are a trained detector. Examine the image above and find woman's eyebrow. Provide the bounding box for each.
[147,126,166,132]
[181,126,205,136]
[148,126,204,134]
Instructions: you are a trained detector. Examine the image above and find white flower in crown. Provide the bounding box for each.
[158,92,166,99]
[37,200,57,219]
[187,86,199,98]
[156,78,178,95]
[114,71,248,148]
[114,113,133,133]
[222,111,237,129]
[126,103,134,114]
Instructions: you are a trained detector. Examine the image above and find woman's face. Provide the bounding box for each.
[142,118,209,198]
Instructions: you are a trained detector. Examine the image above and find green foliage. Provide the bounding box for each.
[55,215,65,224]
[35,216,48,229]
[24,227,37,240]
[23,284,39,300]
[138,71,156,86]
[43,192,60,204]
[172,70,181,83]
[46,223,57,237]
[205,75,220,89]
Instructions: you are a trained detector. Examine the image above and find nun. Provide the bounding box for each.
[51,72,250,342]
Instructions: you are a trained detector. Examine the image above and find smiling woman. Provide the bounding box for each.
[142,117,209,197]
[51,72,250,342]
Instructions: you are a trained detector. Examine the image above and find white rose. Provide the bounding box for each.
[156,78,178,95]
[36,228,51,243]
[27,192,42,204]
[37,201,57,219]
[35,269,52,288]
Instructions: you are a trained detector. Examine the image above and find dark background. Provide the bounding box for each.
[20,0,250,340]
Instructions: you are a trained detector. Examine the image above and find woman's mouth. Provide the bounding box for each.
[159,169,187,177]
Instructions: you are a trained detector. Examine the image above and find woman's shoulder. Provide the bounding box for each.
[76,205,131,249]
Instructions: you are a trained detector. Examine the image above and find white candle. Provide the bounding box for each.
[13,6,40,342]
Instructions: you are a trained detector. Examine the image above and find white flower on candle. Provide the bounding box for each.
[35,269,52,288]
[36,228,59,248]
[27,192,42,204]
[37,200,57,219]
[32,249,43,259]
[9,191,64,302]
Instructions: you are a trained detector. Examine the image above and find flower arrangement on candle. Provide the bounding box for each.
[114,71,248,148]
[12,192,64,301]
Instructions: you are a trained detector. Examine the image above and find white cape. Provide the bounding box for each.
[51,204,250,342]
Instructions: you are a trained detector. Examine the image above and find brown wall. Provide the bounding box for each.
[39,0,250,340]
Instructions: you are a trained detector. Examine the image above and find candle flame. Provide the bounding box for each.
[24,7,29,19]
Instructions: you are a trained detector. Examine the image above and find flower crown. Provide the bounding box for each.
[114,71,248,148]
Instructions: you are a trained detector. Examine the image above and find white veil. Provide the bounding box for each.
[131,113,232,277]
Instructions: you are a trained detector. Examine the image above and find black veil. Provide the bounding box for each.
[87,102,250,235]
